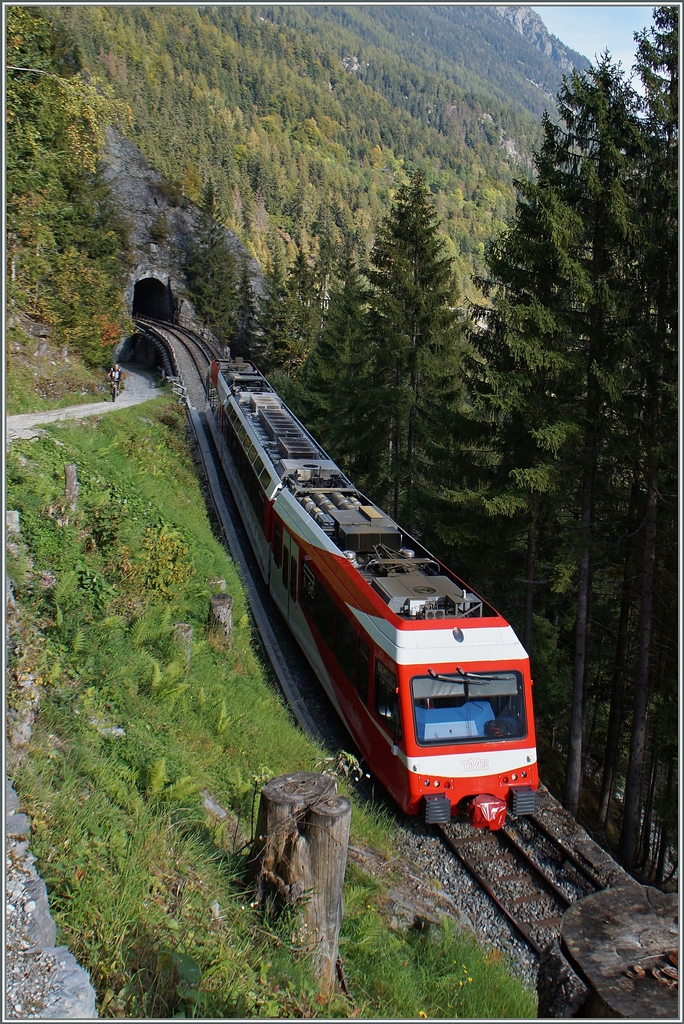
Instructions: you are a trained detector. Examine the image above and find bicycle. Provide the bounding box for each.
[110,379,120,402]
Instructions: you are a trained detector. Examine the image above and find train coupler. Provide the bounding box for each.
[468,794,507,830]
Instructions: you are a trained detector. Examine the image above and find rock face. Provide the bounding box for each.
[101,127,263,354]
[494,6,591,75]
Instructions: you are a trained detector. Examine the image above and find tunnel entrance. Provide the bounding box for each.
[133,277,174,321]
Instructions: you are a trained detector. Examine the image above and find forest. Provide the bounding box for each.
[6,5,678,885]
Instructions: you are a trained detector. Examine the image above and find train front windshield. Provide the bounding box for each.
[411,670,526,745]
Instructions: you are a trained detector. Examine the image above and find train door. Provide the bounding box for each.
[368,652,407,808]
[270,518,288,617]
[283,534,299,618]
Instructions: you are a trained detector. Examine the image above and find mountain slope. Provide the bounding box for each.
[494,5,591,77]
[55,5,589,294]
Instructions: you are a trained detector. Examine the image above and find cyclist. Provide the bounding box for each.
[107,364,122,402]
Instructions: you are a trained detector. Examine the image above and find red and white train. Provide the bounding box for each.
[207,357,538,829]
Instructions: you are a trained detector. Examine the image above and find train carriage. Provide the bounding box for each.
[206,357,538,829]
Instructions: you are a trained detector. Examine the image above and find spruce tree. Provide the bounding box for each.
[304,253,378,489]
[261,246,322,375]
[234,255,259,358]
[618,6,678,870]
[186,181,239,347]
[365,171,461,529]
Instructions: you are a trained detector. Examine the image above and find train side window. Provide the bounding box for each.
[356,639,370,704]
[282,548,289,590]
[290,554,298,601]
[335,613,357,685]
[317,586,336,650]
[273,522,282,567]
[375,661,401,740]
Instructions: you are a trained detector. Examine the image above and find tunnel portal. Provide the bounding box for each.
[133,277,174,321]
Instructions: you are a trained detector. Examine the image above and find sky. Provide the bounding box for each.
[529,4,657,75]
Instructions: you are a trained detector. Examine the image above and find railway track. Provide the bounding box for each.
[437,814,603,955]
[134,316,218,404]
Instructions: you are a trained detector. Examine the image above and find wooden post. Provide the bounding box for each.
[249,772,352,993]
[173,622,193,663]
[209,594,233,646]
[6,511,20,535]
[64,464,78,510]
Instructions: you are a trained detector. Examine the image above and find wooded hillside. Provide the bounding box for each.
[57,4,579,295]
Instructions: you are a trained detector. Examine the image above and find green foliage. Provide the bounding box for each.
[340,864,536,1018]
[57,4,553,297]
[185,182,239,346]
[365,171,463,527]
[431,11,677,869]
[6,7,132,367]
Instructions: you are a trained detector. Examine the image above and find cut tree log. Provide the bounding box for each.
[64,464,78,510]
[173,622,193,663]
[209,594,233,645]
[249,772,352,992]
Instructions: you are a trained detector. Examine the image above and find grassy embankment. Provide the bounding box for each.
[6,325,113,415]
[6,395,536,1019]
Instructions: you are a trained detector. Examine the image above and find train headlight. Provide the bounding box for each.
[511,773,518,781]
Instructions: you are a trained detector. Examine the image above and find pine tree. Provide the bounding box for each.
[186,181,239,347]
[365,171,461,529]
[260,246,322,375]
[234,256,259,358]
[446,56,645,818]
[304,253,378,489]
[618,6,678,870]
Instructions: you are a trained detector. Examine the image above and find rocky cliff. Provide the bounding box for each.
[101,128,263,350]
[494,6,591,75]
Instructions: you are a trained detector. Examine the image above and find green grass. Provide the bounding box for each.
[6,327,110,414]
[6,396,536,1018]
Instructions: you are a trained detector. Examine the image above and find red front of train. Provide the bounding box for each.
[293,543,539,828]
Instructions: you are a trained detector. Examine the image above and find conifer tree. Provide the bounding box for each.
[365,171,461,528]
[234,256,259,358]
[260,246,322,375]
[304,253,378,489]
[186,181,239,347]
[618,5,678,870]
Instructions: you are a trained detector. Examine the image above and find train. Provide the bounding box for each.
[206,356,538,829]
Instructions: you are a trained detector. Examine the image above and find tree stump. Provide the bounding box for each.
[209,594,233,645]
[64,464,78,510]
[249,772,352,992]
[173,622,193,663]
[560,884,679,1018]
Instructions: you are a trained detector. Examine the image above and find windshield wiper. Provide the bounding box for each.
[427,666,513,700]
[428,667,508,684]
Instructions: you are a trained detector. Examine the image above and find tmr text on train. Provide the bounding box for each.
[207,358,539,829]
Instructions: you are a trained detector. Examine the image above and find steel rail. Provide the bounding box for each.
[527,814,605,891]
[134,317,210,384]
[437,821,602,957]
[135,315,219,364]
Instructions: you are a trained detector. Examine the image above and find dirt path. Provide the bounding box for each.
[6,365,160,443]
